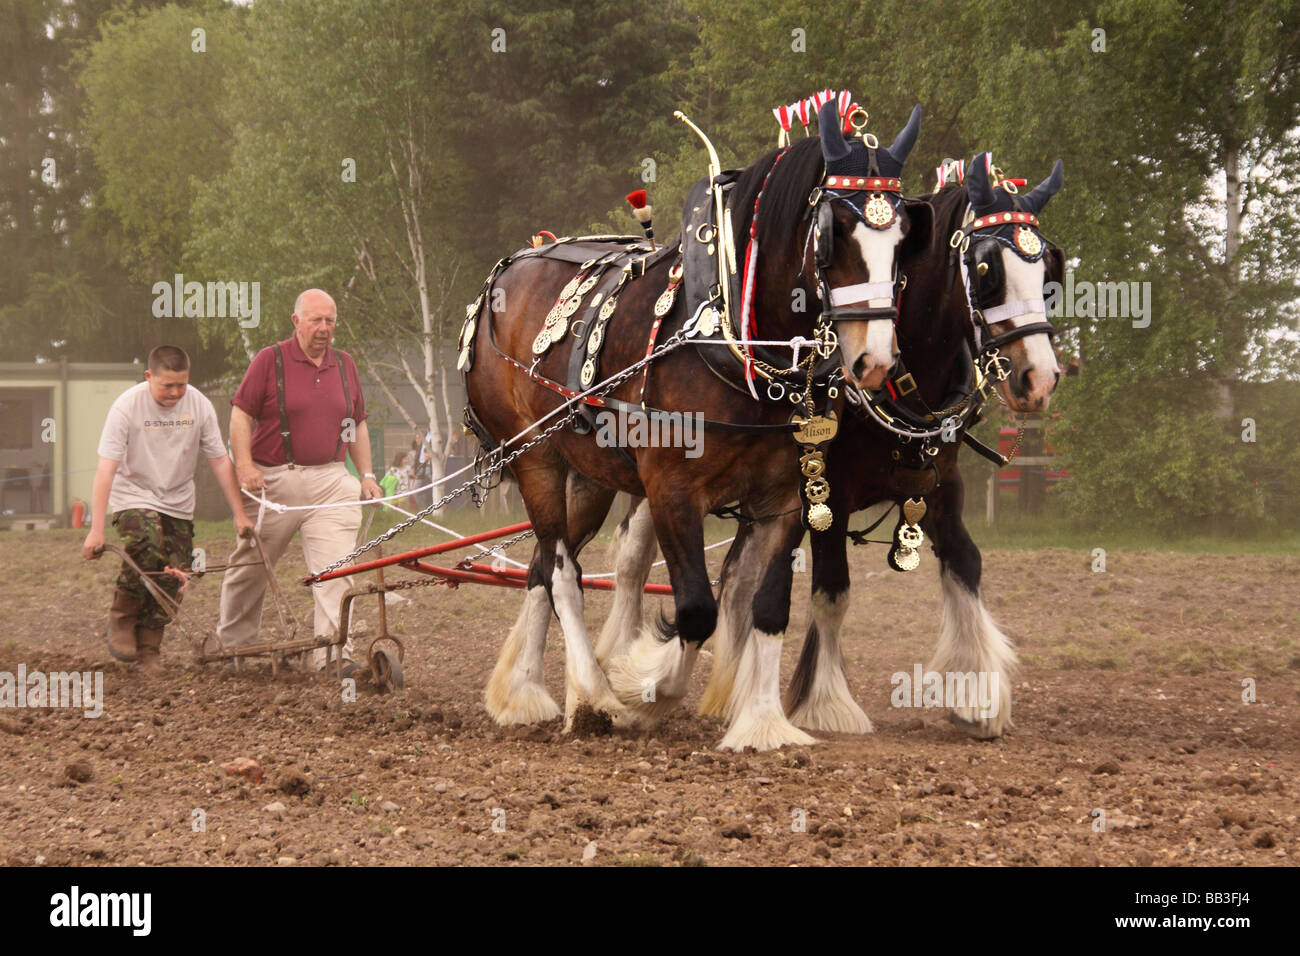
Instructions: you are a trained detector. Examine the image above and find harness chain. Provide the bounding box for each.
[311,326,696,581]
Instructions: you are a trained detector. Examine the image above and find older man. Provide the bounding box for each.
[216,289,382,672]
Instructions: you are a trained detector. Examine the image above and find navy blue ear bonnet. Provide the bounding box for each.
[819,102,921,222]
[965,152,1064,261]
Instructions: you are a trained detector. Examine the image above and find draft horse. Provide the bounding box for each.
[464,99,927,750]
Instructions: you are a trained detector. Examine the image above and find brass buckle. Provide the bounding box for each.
[894,373,917,397]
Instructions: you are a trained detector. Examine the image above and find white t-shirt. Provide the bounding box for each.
[97,381,226,520]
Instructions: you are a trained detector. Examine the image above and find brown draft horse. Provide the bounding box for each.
[464,100,926,749]
[605,153,1066,747]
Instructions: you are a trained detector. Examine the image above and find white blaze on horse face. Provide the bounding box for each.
[838,221,901,391]
[997,247,1060,412]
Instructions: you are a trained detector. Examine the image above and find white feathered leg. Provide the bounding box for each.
[698,530,757,719]
[550,542,631,730]
[717,631,816,751]
[928,569,1016,738]
[485,585,561,725]
[786,589,873,733]
[594,499,656,668]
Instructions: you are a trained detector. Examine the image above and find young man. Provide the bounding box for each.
[82,345,252,673]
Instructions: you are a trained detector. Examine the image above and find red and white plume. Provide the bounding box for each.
[626,189,654,244]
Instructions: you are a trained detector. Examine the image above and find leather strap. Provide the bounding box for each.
[272,343,353,466]
[272,343,294,467]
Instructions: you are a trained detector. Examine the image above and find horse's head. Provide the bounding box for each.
[962,153,1065,412]
[814,101,929,392]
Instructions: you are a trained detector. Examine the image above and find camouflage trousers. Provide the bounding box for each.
[112,509,194,629]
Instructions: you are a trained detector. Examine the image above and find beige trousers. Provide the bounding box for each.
[216,462,362,668]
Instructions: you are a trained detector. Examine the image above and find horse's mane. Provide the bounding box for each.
[729,136,826,251]
[912,183,969,251]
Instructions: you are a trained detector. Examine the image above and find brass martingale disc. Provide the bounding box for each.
[460,317,476,348]
[560,275,582,300]
[587,325,604,353]
[807,503,833,532]
[599,296,618,321]
[561,295,584,318]
[576,274,600,298]
[532,330,552,355]
[580,358,596,387]
[898,524,924,548]
[894,546,920,571]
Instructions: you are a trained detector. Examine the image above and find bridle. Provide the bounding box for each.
[952,207,1057,365]
[810,171,907,337]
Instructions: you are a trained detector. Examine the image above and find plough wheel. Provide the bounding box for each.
[371,645,404,694]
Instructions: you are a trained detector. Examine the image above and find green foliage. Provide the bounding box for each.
[3,0,1298,532]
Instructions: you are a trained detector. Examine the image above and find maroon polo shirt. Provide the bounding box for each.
[232,336,368,467]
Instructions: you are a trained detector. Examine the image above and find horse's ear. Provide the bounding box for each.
[901,199,934,262]
[883,104,922,168]
[1020,159,1064,215]
[818,100,850,163]
[1045,243,1066,286]
[968,152,995,209]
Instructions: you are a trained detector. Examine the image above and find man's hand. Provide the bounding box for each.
[237,463,265,492]
[234,512,256,539]
[360,476,383,500]
[82,528,105,560]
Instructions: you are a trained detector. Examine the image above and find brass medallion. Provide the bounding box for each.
[805,477,830,504]
[807,503,833,532]
[548,315,570,344]
[460,317,476,348]
[902,497,927,526]
[532,329,553,355]
[893,546,920,572]
[654,287,676,317]
[561,295,583,318]
[560,275,582,300]
[864,194,896,228]
[1015,225,1042,257]
[897,524,924,549]
[599,297,618,321]
[580,358,597,387]
[457,346,471,371]
[576,274,600,297]
[587,325,604,353]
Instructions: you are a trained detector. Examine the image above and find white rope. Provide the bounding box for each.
[379,500,531,569]
[584,534,736,578]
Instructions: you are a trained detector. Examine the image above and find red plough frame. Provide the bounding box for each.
[305,521,672,693]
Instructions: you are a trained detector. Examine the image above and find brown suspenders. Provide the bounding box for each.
[271,344,353,467]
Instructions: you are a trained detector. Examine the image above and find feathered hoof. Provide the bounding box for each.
[605,631,695,728]
[949,707,1010,740]
[486,681,561,726]
[717,708,817,752]
[788,696,874,735]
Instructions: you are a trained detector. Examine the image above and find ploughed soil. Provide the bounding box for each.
[1,522,1296,867]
